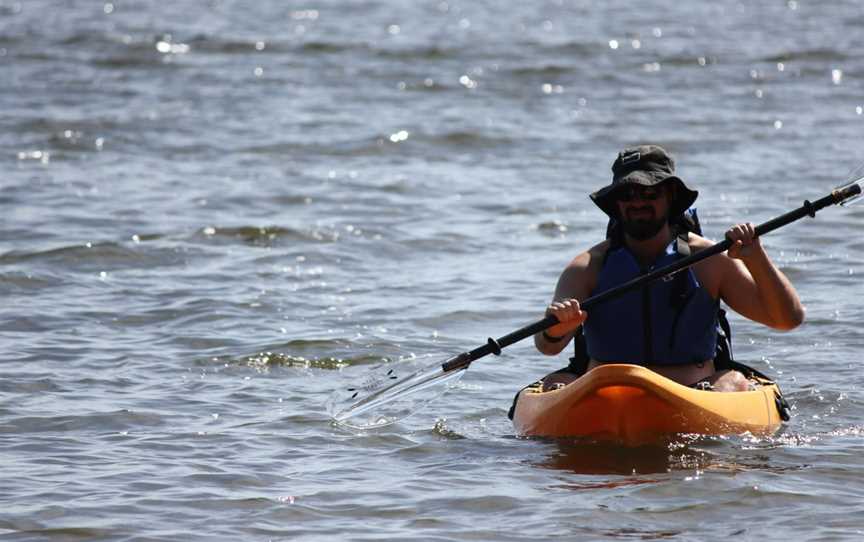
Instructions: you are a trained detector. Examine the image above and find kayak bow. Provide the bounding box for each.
[512,364,785,444]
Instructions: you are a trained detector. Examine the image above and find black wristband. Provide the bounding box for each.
[542,331,565,343]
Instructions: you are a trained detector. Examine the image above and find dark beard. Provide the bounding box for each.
[621,216,666,241]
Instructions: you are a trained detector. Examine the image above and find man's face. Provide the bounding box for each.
[614,183,671,240]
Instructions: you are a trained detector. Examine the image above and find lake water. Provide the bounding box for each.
[3,0,864,540]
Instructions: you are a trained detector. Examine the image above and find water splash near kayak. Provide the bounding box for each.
[327,354,466,430]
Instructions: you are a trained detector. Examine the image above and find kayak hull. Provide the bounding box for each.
[512,364,784,444]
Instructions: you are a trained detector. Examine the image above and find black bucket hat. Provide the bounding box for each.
[590,145,698,219]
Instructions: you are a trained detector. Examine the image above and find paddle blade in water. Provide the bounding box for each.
[837,162,864,206]
[326,355,467,430]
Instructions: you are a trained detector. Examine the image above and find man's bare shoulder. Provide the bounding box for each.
[686,232,732,296]
[554,240,609,300]
[687,232,734,264]
[563,239,610,272]
[687,232,715,251]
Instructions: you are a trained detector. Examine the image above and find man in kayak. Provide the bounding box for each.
[534,145,804,392]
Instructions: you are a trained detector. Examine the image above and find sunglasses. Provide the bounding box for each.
[616,185,664,202]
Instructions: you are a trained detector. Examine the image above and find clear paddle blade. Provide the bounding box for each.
[326,355,467,430]
[837,162,864,206]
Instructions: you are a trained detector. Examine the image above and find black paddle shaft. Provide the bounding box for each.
[441,184,861,373]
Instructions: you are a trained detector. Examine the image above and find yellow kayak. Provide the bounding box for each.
[512,364,787,445]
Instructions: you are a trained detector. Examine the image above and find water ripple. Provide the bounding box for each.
[4,0,864,540]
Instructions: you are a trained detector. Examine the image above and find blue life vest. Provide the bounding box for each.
[583,237,719,365]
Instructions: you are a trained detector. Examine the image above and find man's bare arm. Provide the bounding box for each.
[535,241,607,355]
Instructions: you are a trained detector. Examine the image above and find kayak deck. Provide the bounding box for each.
[512,364,784,444]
